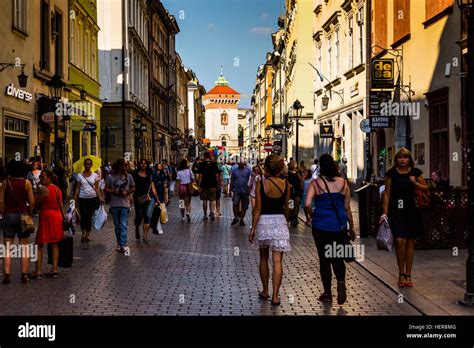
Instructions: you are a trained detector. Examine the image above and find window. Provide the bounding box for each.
[425,0,452,22]
[85,30,90,75]
[75,20,80,65]
[357,9,364,65]
[335,27,340,77]
[348,17,354,69]
[78,20,84,69]
[393,0,410,44]
[91,36,97,79]
[13,0,27,33]
[327,35,332,80]
[40,0,49,70]
[428,89,449,179]
[54,11,63,76]
[70,17,75,64]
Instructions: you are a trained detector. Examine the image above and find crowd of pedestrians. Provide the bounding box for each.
[0,147,429,310]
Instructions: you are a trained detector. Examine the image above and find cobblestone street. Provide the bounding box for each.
[0,196,421,316]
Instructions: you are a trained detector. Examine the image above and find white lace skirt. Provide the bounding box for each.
[256,214,291,252]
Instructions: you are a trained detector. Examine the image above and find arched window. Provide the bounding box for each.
[221,112,228,125]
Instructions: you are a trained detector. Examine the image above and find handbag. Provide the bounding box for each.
[187,169,199,197]
[137,175,152,205]
[320,178,356,263]
[7,180,35,233]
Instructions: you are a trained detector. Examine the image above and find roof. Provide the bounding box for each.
[206,85,240,95]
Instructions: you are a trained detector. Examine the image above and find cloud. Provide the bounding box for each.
[260,12,269,21]
[249,27,273,35]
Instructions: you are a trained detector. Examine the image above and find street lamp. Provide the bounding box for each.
[457,0,474,307]
[46,74,66,166]
[292,99,304,164]
[0,63,28,87]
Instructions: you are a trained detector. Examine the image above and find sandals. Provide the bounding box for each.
[398,274,406,287]
[44,272,59,278]
[258,292,270,300]
[404,274,413,287]
[271,300,281,306]
[29,273,43,280]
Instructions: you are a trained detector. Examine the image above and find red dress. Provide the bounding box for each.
[36,185,64,244]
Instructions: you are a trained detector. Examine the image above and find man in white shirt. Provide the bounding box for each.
[310,159,320,179]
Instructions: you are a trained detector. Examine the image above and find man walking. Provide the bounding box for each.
[197,152,219,221]
[230,159,251,226]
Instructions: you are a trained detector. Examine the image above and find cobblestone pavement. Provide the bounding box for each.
[0,196,421,316]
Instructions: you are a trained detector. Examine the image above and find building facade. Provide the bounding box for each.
[203,72,241,156]
[371,0,462,186]
[34,0,70,166]
[68,0,102,164]
[0,0,36,163]
[98,0,149,164]
[313,0,367,182]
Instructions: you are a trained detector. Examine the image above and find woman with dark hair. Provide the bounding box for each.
[249,154,291,306]
[381,148,429,288]
[31,169,64,279]
[105,158,135,252]
[73,158,103,244]
[27,157,42,196]
[0,160,34,284]
[305,154,355,305]
[133,159,159,243]
[176,159,195,222]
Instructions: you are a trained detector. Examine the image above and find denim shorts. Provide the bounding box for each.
[2,213,32,239]
[134,198,155,225]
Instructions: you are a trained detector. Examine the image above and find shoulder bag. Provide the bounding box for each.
[320,178,355,263]
[137,175,152,205]
[7,179,35,233]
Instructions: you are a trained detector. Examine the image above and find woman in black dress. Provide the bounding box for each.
[382,148,429,288]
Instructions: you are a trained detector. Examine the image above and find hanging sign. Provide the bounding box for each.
[82,123,97,131]
[371,59,394,89]
[320,124,334,139]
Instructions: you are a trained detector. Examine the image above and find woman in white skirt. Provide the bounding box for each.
[248,154,290,306]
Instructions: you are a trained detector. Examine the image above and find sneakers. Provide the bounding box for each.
[231,218,239,226]
[337,281,347,305]
[181,217,185,222]
[240,219,245,226]
[203,216,209,222]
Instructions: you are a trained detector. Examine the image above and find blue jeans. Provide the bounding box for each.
[111,207,129,247]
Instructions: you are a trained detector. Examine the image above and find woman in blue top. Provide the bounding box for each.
[305,154,355,305]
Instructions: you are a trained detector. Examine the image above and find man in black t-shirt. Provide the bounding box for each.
[196,152,219,221]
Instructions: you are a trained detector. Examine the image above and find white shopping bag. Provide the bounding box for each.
[376,217,393,252]
[93,205,108,231]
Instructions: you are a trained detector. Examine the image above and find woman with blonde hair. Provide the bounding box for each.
[381,148,429,288]
[249,154,290,306]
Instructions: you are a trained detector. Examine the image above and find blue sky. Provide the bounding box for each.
[162,0,284,108]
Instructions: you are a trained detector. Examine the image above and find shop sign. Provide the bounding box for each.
[69,120,85,131]
[82,123,97,131]
[359,119,371,133]
[371,116,393,128]
[41,112,63,123]
[371,59,394,89]
[369,91,392,116]
[320,124,334,139]
[5,84,32,102]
